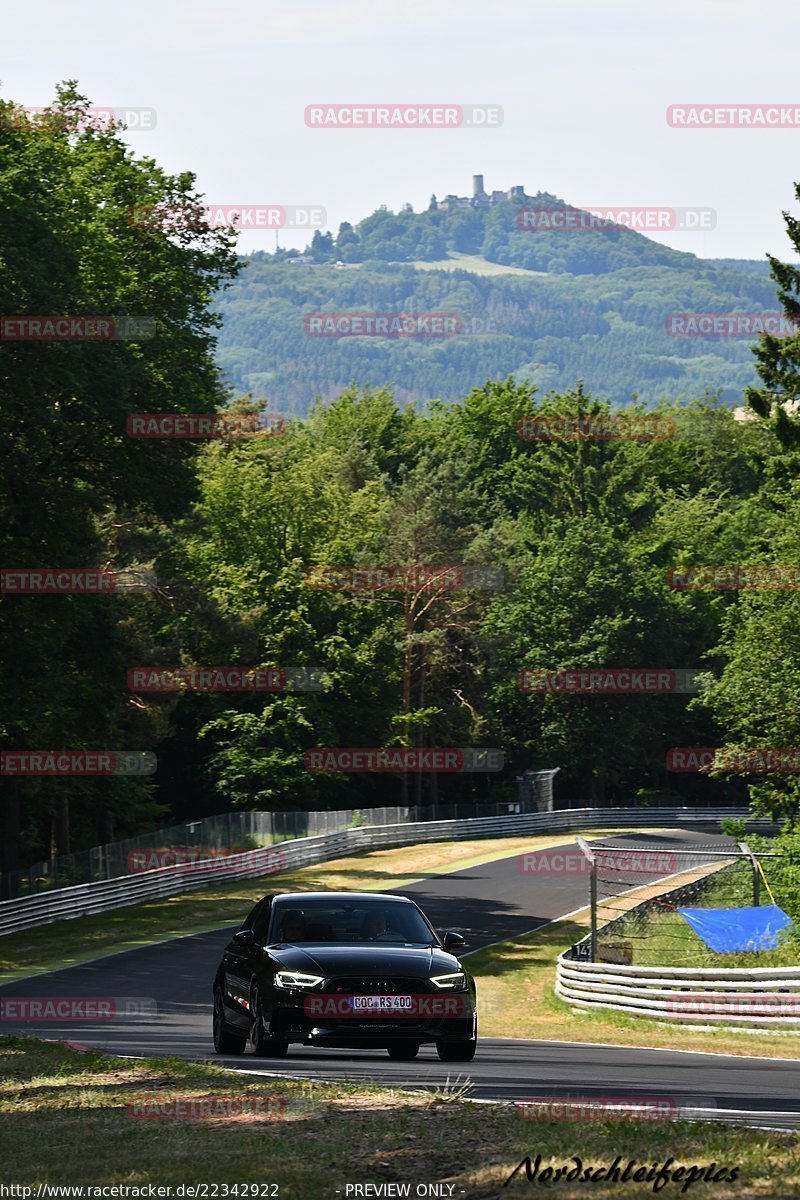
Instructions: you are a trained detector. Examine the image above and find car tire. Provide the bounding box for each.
[386,1042,421,1060]
[436,1038,477,1062]
[249,985,289,1058]
[213,986,246,1055]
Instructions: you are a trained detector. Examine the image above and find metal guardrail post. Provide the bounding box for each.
[739,841,760,906]
[576,836,597,962]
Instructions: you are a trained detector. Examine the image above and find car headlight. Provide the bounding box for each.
[430,972,467,990]
[274,971,324,990]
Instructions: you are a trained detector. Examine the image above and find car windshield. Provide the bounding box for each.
[268,900,439,946]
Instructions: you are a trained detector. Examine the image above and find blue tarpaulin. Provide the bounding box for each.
[677,905,793,953]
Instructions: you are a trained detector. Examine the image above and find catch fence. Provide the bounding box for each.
[573,838,790,966]
[2,771,559,900]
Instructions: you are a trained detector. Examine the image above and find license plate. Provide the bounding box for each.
[349,995,414,1013]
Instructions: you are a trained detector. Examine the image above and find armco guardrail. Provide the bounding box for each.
[556,958,800,1029]
[0,806,761,938]
[7,777,561,899]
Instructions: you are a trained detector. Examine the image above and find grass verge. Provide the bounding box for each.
[0,1037,797,1199]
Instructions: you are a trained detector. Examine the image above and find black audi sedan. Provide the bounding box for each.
[212,891,477,1061]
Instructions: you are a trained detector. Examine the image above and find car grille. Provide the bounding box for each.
[327,977,431,994]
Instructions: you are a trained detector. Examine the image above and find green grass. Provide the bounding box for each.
[619,907,800,968]
[322,251,549,276]
[408,252,549,277]
[599,860,800,967]
[1,1037,798,1198]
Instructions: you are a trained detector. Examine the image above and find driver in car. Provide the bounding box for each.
[363,911,396,941]
[277,910,306,941]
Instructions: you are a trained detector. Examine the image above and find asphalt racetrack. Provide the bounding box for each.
[3,829,800,1128]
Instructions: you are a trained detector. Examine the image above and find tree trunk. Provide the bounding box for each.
[415,644,425,810]
[97,808,115,846]
[591,770,607,807]
[0,778,21,899]
[51,795,70,858]
[400,599,414,809]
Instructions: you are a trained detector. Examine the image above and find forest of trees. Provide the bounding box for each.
[216,254,777,410]
[2,89,800,886]
[303,195,698,272]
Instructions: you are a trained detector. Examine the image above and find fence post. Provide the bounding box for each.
[739,842,760,906]
[576,836,597,962]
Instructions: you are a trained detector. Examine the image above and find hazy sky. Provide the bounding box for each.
[3,0,799,260]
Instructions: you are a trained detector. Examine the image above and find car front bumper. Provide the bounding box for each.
[264,985,476,1046]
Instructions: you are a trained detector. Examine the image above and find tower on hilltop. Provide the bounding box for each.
[437,177,525,211]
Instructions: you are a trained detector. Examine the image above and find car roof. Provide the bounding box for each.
[271,891,413,904]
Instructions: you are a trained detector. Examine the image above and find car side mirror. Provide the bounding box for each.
[442,930,466,951]
[233,929,256,946]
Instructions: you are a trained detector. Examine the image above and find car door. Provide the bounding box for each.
[221,897,271,1027]
[252,896,273,946]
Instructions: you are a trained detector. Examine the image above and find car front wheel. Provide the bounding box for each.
[249,985,289,1058]
[213,986,246,1055]
[436,1038,476,1062]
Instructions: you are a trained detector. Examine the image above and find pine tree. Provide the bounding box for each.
[745,182,800,448]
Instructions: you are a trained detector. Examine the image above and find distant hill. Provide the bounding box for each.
[214,189,783,413]
[703,259,777,277]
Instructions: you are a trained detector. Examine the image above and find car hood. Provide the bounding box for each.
[267,943,463,978]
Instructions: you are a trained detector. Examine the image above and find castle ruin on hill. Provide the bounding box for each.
[434,175,525,210]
